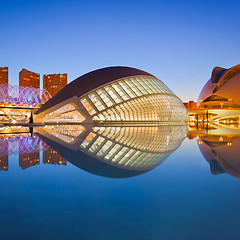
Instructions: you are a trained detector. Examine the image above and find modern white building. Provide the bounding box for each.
[33,66,188,124]
[36,124,187,178]
[198,64,240,109]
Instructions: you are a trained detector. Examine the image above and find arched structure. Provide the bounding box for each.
[0,84,52,106]
[198,64,240,109]
[0,134,48,157]
[198,134,240,179]
[36,124,187,178]
[0,85,52,123]
[34,66,187,124]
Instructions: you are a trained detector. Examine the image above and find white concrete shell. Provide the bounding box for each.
[198,64,240,109]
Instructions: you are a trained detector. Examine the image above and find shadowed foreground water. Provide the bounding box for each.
[0,124,240,240]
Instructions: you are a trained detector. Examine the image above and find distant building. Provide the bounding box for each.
[0,67,8,85]
[0,138,8,171]
[19,152,40,169]
[0,155,8,171]
[43,73,67,97]
[43,147,67,165]
[183,101,197,109]
[19,68,40,88]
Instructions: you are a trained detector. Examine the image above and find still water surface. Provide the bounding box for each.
[0,124,240,240]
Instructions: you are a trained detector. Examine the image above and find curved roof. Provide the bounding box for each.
[198,64,240,105]
[198,135,240,179]
[212,64,240,93]
[37,132,148,178]
[36,66,154,114]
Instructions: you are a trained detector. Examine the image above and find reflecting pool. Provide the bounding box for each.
[1,124,240,240]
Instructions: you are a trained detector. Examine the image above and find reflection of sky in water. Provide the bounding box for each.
[0,125,240,239]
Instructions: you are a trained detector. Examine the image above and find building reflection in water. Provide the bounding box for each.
[3,123,240,179]
[43,147,67,165]
[0,124,188,177]
[19,135,41,169]
[0,128,67,171]
[189,124,240,179]
[36,124,187,178]
[0,137,8,171]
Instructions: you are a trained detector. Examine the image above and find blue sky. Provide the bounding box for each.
[0,0,239,101]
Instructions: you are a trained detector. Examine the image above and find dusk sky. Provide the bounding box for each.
[1,0,239,101]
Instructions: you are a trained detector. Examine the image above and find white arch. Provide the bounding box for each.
[0,84,51,106]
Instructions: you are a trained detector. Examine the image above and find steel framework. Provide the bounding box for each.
[0,84,52,106]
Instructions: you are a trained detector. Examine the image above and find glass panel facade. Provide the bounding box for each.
[96,89,114,107]
[77,125,187,170]
[78,75,186,123]
[104,86,122,103]
[41,124,187,172]
[46,104,75,117]
[44,125,85,143]
[80,97,97,115]
[41,75,186,123]
[88,93,106,111]
[44,104,85,123]
[95,94,187,122]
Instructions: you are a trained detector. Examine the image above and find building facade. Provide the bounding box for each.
[43,73,67,97]
[19,152,40,169]
[34,66,188,124]
[0,155,8,171]
[0,67,8,86]
[183,101,197,109]
[19,68,40,88]
[195,64,240,123]
[43,147,67,165]
[198,64,240,109]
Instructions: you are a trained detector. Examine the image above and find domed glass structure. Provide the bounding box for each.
[198,64,240,109]
[36,124,187,178]
[34,66,187,124]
